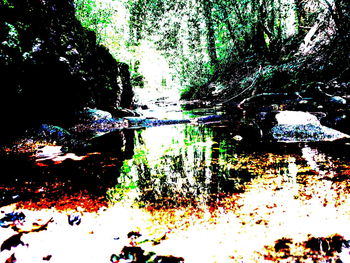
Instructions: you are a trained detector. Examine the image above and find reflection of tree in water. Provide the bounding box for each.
[136,125,216,207]
[113,123,329,209]
[115,124,264,208]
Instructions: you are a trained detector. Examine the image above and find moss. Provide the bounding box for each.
[2,22,20,49]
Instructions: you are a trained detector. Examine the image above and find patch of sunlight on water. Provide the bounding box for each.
[103,129,350,261]
[140,125,214,166]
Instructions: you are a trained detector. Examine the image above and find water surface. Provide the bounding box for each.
[2,104,350,262]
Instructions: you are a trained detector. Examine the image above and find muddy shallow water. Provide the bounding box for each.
[2,104,350,262]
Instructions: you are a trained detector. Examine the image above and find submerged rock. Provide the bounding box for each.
[0,212,25,228]
[272,111,350,142]
[68,213,81,226]
[272,123,349,142]
[32,124,72,144]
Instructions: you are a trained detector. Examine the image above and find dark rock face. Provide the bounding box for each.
[0,0,133,138]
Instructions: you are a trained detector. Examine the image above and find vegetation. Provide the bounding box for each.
[0,0,135,139]
[72,0,350,101]
[1,0,349,127]
[2,2,350,262]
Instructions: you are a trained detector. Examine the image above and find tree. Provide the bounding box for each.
[127,0,146,45]
[74,0,113,43]
[201,0,218,70]
[73,0,349,99]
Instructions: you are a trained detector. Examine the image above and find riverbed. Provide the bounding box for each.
[1,102,350,262]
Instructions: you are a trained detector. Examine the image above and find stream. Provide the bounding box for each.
[2,102,350,262]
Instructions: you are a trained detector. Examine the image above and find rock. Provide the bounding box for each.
[77,108,113,122]
[275,111,320,125]
[72,108,135,138]
[272,111,350,142]
[0,233,25,252]
[0,0,134,137]
[321,112,350,134]
[5,253,16,263]
[330,96,347,105]
[118,246,148,262]
[154,256,185,263]
[194,115,225,124]
[0,212,25,228]
[68,213,81,226]
[113,108,140,118]
[43,255,52,261]
[124,117,190,129]
[35,145,65,160]
[237,92,303,112]
[26,124,72,145]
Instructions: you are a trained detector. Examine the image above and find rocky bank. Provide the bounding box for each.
[0,0,133,140]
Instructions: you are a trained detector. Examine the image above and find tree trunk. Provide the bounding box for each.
[118,63,134,109]
[231,1,250,52]
[220,2,243,56]
[202,0,218,69]
[251,0,268,57]
[220,4,235,41]
[294,0,305,33]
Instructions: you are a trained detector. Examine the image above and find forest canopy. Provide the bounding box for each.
[62,0,350,100]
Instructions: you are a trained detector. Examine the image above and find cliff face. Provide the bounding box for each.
[0,0,133,136]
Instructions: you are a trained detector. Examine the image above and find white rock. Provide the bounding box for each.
[275,111,320,125]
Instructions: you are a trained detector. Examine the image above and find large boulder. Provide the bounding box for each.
[271,111,350,142]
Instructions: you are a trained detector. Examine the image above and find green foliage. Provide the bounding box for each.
[72,0,341,99]
[74,0,113,43]
[2,22,20,49]
[1,0,14,8]
[131,72,145,88]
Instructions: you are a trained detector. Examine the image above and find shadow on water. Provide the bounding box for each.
[0,129,135,209]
